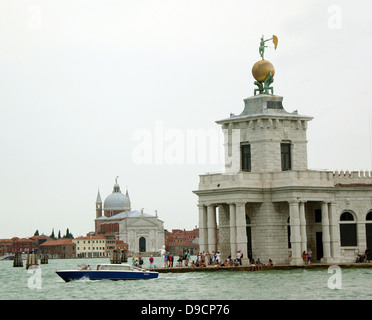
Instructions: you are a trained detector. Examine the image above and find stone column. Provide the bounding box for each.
[299,201,307,253]
[218,205,230,260]
[321,201,332,263]
[229,203,237,258]
[198,204,208,253]
[207,205,217,253]
[289,201,302,265]
[328,202,340,262]
[235,202,248,265]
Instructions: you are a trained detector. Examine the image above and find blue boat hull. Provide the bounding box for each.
[56,270,158,282]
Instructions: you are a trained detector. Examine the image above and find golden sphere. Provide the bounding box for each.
[252,59,275,82]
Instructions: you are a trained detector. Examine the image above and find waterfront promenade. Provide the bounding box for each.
[150,262,372,273]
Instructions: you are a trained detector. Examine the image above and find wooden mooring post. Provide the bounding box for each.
[40,253,48,264]
[26,252,38,269]
[110,250,121,264]
[13,253,23,267]
[121,249,127,262]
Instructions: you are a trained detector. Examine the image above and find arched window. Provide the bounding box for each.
[340,212,354,221]
[139,237,146,252]
[340,211,357,247]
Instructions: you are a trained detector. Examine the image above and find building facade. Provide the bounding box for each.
[119,210,164,256]
[0,237,36,256]
[95,178,165,255]
[40,239,75,259]
[194,94,372,265]
[73,233,128,258]
[165,228,200,255]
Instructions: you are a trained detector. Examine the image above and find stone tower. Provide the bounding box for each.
[96,189,102,219]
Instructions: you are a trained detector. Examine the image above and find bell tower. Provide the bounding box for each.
[96,189,102,218]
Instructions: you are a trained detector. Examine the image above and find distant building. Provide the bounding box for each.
[73,233,128,258]
[40,239,75,259]
[0,237,36,255]
[94,178,165,255]
[165,228,199,255]
[29,234,52,253]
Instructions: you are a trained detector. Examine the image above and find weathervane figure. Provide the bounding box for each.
[259,35,278,60]
[252,35,278,95]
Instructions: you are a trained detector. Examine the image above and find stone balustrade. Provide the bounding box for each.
[198,170,335,190]
[333,170,372,184]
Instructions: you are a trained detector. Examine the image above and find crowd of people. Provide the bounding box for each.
[132,246,370,269]
[161,250,192,268]
[158,250,274,270]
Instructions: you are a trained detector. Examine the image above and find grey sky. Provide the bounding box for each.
[0,0,371,239]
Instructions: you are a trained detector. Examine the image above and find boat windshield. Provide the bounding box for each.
[97,264,132,271]
[76,264,92,270]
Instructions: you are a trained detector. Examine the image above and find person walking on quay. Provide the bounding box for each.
[178,251,183,267]
[302,251,307,264]
[164,251,169,268]
[216,251,221,265]
[184,250,190,266]
[365,247,371,262]
[210,251,215,264]
[237,251,242,266]
[307,249,312,265]
[169,252,174,267]
[149,255,154,268]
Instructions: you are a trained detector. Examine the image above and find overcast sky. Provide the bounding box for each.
[0,0,371,239]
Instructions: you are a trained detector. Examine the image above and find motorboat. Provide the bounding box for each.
[56,263,158,282]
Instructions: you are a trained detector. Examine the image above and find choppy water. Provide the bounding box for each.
[0,257,371,300]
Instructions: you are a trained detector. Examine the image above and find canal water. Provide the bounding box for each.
[0,257,371,300]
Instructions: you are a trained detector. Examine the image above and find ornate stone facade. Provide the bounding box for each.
[194,94,372,265]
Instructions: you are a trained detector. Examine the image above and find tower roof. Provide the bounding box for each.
[96,189,102,204]
[103,178,131,211]
[216,94,313,125]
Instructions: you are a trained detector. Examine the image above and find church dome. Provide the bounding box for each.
[103,180,131,211]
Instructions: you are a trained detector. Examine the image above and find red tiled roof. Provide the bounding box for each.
[41,239,74,246]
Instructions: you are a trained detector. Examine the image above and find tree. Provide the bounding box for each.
[34,230,39,236]
[50,228,56,240]
[63,228,73,239]
[58,230,62,239]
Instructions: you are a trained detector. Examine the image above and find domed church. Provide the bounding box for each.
[95,178,165,255]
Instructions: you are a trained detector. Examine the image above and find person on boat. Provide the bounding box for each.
[132,257,137,266]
